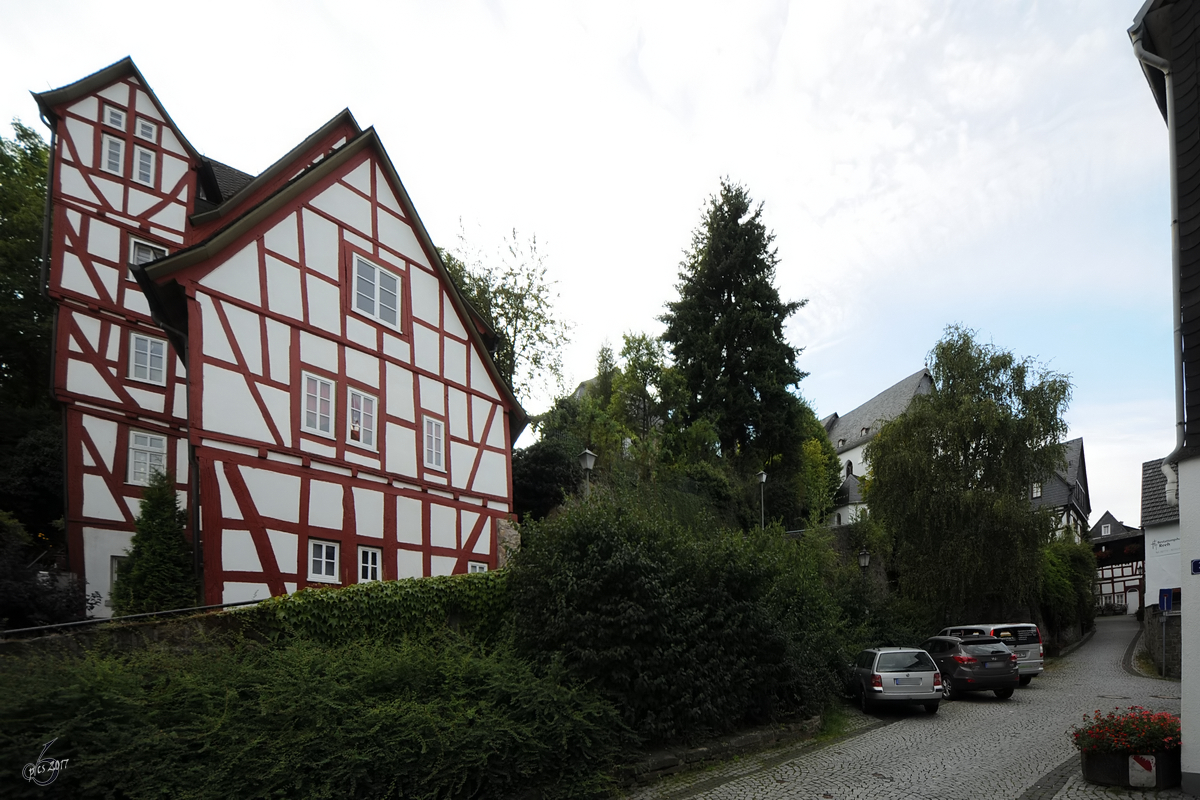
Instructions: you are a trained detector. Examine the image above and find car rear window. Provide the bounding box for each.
[993,625,1040,645]
[876,651,936,672]
[962,642,1011,656]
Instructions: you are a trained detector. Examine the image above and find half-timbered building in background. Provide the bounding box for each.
[33,58,526,616]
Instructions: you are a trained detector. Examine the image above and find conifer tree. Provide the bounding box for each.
[111,471,198,615]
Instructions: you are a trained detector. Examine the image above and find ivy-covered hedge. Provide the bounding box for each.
[242,570,511,644]
[0,632,627,799]
[1040,538,1097,642]
[508,489,844,745]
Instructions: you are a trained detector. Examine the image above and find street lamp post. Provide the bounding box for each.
[756,471,767,529]
[579,449,597,499]
[858,548,871,571]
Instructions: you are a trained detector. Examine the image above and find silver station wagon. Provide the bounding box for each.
[850,647,942,714]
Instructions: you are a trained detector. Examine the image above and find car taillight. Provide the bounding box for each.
[933,672,942,687]
[952,655,978,665]
[1010,652,1018,663]
[1038,647,1043,658]
[871,673,883,689]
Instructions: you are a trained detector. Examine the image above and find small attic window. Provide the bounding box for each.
[1032,483,1042,499]
[860,427,870,437]
[837,438,845,448]
[135,118,157,142]
[104,105,126,130]
[1101,523,1111,537]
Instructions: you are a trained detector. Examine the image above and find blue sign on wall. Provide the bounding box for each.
[1160,588,1173,611]
[1192,558,1200,575]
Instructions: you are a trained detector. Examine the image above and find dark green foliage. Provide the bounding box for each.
[508,488,844,745]
[245,570,512,645]
[111,471,198,615]
[865,325,1071,620]
[1040,539,1097,639]
[659,180,837,528]
[513,434,583,522]
[0,409,63,545]
[0,632,627,799]
[0,510,83,629]
[0,121,53,411]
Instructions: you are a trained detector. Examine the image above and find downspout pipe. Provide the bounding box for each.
[1133,34,1184,506]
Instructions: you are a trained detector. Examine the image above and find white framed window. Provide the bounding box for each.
[104,105,126,130]
[309,540,340,583]
[359,546,381,582]
[101,134,124,175]
[1031,483,1042,499]
[302,373,335,438]
[347,389,377,449]
[130,238,167,268]
[424,417,445,471]
[133,145,155,187]
[353,255,401,327]
[1101,523,1111,537]
[106,555,129,607]
[129,332,167,385]
[468,561,488,574]
[135,118,157,142]
[128,430,167,485]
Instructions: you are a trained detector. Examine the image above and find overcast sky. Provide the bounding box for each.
[0,1,1174,528]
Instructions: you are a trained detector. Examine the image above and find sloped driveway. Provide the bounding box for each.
[626,617,1184,800]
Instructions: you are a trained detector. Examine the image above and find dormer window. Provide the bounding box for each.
[1032,483,1042,499]
[135,118,157,142]
[845,460,854,478]
[353,255,401,328]
[1101,523,1111,537]
[837,438,845,448]
[860,427,870,437]
[104,105,126,130]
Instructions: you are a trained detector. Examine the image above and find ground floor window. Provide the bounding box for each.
[359,546,381,582]
[309,540,339,583]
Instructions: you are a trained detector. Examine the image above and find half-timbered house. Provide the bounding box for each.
[34,58,526,616]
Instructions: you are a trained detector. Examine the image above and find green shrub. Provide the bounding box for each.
[111,470,198,615]
[0,631,626,799]
[508,488,843,745]
[1040,539,1096,639]
[242,570,511,645]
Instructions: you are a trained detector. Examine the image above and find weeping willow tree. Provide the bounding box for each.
[863,326,1071,621]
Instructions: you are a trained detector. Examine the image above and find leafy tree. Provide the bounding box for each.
[0,510,82,629]
[0,121,53,410]
[864,325,1071,621]
[660,180,836,528]
[111,471,198,615]
[440,228,572,405]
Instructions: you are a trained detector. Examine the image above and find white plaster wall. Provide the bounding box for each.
[385,422,418,477]
[264,213,300,262]
[430,503,456,549]
[413,325,440,374]
[1176,457,1200,787]
[302,209,340,280]
[266,256,304,321]
[309,480,343,530]
[472,451,509,498]
[430,555,457,577]
[222,582,270,604]
[67,359,120,403]
[240,466,301,524]
[470,349,499,400]
[354,487,385,538]
[397,548,423,579]
[87,218,119,262]
[310,182,373,239]
[221,529,262,572]
[202,363,273,442]
[83,473,125,520]
[200,243,260,306]
[82,526,135,619]
[268,529,298,574]
[265,318,291,384]
[396,496,423,544]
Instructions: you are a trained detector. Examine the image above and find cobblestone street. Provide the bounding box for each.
[625,617,1186,800]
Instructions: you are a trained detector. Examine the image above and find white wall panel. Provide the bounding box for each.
[300,438,337,458]
[471,396,492,443]
[486,413,507,449]
[268,529,299,574]
[302,208,340,280]
[342,161,371,196]
[418,375,443,414]
[93,176,123,211]
[134,90,163,121]
[69,96,98,120]
[61,251,98,299]
[310,182,372,238]
[60,164,99,205]
[442,294,467,338]
[299,330,338,371]
[215,462,242,519]
[82,473,125,520]
[413,325,440,374]
[265,318,291,384]
[309,479,343,530]
[378,212,428,267]
[473,451,509,497]
[82,526,134,618]
[94,264,119,304]
[345,450,380,469]
[222,582,270,603]
[200,243,261,307]
[127,387,165,414]
[430,555,457,577]
[430,503,456,549]
[343,230,373,254]
[105,325,120,364]
[202,363,273,442]
[65,209,81,238]
[306,276,341,335]
[98,83,128,105]
[127,188,157,218]
[354,487,385,538]
[263,212,300,262]
[345,347,378,388]
[161,128,186,157]
[241,466,301,524]
[345,316,375,350]
[448,388,468,440]
[374,166,402,215]
[450,442,475,490]
[266,256,304,321]
[470,349,500,400]
[472,520,492,555]
[461,509,479,546]
[65,117,94,166]
[258,384,291,442]
[175,442,188,482]
[382,333,411,364]
[151,203,186,232]
[87,218,120,263]
[161,154,188,192]
[172,387,187,419]
[67,359,120,403]
[124,289,150,318]
[397,495,422,543]
[397,548,423,579]
[386,363,415,421]
[222,303,262,375]
[385,422,417,478]
[74,313,102,351]
[222,529,262,572]
[81,415,118,471]
[409,267,439,324]
[444,339,467,386]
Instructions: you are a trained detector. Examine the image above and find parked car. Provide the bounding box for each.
[849,647,942,714]
[918,636,1019,700]
[937,622,1043,685]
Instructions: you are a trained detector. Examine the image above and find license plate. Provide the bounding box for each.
[894,677,921,686]
[984,662,1004,668]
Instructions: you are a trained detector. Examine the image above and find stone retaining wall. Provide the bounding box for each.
[1142,607,1182,679]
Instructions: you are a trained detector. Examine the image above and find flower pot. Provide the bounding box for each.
[1080,749,1181,790]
